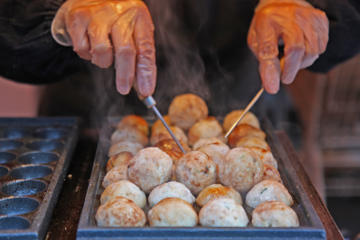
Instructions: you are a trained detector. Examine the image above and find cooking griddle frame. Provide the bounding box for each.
[77,118,326,240]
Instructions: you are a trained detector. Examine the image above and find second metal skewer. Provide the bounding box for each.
[224,88,264,138]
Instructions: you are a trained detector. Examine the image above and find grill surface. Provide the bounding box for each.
[77,118,326,240]
[0,118,78,240]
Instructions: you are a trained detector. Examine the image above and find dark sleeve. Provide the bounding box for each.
[306,0,360,73]
[0,0,86,84]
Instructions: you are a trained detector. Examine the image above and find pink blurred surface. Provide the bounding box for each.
[0,77,44,117]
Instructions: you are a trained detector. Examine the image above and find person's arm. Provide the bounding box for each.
[0,0,85,84]
[306,0,360,72]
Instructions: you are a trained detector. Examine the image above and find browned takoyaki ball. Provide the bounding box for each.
[95,196,146,227]
[218,147,264,192]
[155,139,191,162]
[150,126,188,146]
[102,165,128,188]
[223,110,260,131]
[247,147,278,169]
[196,184,242,207]
[148,181,195,207]
[111,128,148,146]
[193,137,230,170]
[175,151,216,195]
[116,115,149,136]
[168,94,208,131]
[148,198,198,227]
[227,124,266,148]
[106,152,133,172]
[262,164,282,183]
[151,115,172,136]
[199,198,248,227]
[155,139,191,181]
[235,136,270,151]
[245,180,293,208]
[252,201,299,227]
[193,137,226,151]
[100,180,146,209]
[108,141,143,157]
[128,147,173,193]
[188,117,223,146]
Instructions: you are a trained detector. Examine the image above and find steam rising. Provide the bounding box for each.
[146,0,210,110]
[38,1,292,134]
[88,0,273,128]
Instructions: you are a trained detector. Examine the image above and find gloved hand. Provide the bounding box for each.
[248,0,329,94]
[51,0,156,97]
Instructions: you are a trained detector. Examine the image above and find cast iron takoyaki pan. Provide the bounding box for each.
[0,118,78,240]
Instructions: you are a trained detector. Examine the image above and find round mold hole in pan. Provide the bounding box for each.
[0,140,23,151]
[0,152,16,164]
[18,152,59,164]
[0,197,39,216]
[1,179,47,197]
[3,128,31,140]
[26,140,64,152]
[34,128,68,140]
[10,165,52,180]
[0,166,9,178]
[0,216,30,230]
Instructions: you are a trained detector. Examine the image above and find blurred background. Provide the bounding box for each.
[0,54,359,239]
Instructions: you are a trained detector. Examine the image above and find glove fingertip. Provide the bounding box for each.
[264,81,280,94]
[137,81,155,97]
[116,79,131,95]
[136,68,156,97]
[259,60,280,95]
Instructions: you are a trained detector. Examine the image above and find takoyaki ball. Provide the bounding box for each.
[252,201,299,227]
[219,147,264,192]
[235,136,270,151]
[153,139,191,181]
[106,152,133,172]
[223,110,260,131]
[228,124,266,148]
[116,115,149,136]
[128,147,173,193]
[262,164,282,183]
[194,137,230,169]
[100,180,146,209]
[155,139,191,180]
[150,126,188,146]
[168,94,208,131]
[199,198,248,227]
[245,180,293,208]
[175,151,216,195]
[247,147,278,169]
[148,181,195,207]
[151,115,172,135]
[155,139,190,161]
[108,141,143,157]
[188,117,223,146]
[111,128,148,146]
[196,184,242,207]
[193,137,226,151]
[148,198,198,227]
[96,196,146,227]
[102,165,128,188]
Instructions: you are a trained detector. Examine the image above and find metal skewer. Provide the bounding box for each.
[143,96,186,154]
[224,88,264,138]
